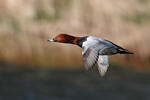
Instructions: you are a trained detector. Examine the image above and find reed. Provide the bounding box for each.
[0,0,149,68]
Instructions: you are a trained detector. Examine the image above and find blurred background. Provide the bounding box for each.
[0,0,150,100]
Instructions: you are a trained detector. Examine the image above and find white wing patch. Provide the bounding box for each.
[97,55,109,76]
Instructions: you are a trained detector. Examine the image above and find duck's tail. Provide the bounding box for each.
[117,48,134,54]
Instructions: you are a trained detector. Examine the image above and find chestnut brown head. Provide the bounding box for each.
[48,34,79,44]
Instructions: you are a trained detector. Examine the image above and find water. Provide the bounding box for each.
[0,65,150,100]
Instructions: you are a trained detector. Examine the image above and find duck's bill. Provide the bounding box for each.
[48,37,56,42]
[48,39,54,42]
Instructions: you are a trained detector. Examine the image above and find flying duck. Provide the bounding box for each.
[48,34,133,76]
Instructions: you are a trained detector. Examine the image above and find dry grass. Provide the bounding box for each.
[0,0,150,68]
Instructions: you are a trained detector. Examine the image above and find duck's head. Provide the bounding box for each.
[48,34,79,44]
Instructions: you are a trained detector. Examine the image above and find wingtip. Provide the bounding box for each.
[118,49,134,54]
[127,51,134,54]
[98,67,107,77]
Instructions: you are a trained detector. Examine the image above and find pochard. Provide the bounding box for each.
[48,34,133,76]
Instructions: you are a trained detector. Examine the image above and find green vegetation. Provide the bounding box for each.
[138,0,150,3]
[35,9,58,22]
[123,12,150,24]
[8,18,20,33]
[0,16,20,33]
[35,0,70,23]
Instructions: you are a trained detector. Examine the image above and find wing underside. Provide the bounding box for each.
[82,47,99,70]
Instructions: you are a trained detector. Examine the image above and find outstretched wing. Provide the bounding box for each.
[82,47,99,70]
[81,36,110,72]
[97,55,109,76]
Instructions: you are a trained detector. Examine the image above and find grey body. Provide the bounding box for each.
[81,36,133,76]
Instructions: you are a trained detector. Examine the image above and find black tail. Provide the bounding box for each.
[117,48,134,54]
[105,40,133,54]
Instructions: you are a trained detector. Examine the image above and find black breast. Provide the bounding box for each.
[76,36,87,47]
